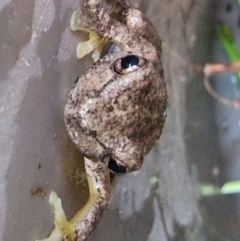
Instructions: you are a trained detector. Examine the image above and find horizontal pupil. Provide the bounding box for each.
[121,55,139,69]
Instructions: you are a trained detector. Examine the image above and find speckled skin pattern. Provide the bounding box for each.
[36,1,167,241]
[65,0,167,172]
[64,0,167,240]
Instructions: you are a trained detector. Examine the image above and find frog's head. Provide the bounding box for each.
[95,54,166,174]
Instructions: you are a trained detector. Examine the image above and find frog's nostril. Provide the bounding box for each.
[108,158,126,174]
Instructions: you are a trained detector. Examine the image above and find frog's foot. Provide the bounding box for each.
[36,159,111,241]
[76,32,108,62]
[36,191,76,241]
[71,11,108,61]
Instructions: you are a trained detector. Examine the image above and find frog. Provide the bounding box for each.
[36,0,167,241]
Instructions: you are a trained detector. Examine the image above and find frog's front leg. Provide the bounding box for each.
[36,158,110,241]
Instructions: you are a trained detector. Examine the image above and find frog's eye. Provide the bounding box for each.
[101,154,126,174]
[113,55,146,75]
[108,158,126,174]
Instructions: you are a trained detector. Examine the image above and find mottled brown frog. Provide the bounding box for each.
[36,0,167,241]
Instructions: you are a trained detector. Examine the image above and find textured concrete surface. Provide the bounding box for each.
[0,0,212,240]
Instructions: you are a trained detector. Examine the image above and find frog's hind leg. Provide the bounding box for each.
[86,0,131,14]
[36,158,110,241]
[70,3,156,60]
